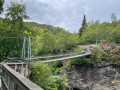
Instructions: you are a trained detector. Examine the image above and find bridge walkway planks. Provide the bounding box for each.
[43,52,91,63]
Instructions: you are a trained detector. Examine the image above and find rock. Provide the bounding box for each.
[65,62,120,90]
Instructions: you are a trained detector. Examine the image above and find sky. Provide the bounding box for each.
[2,0,120,33]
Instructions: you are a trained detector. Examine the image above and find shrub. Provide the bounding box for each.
[91,44,120,66]
[68,57,91,68]
[48,61,63,73]
[30,61,52,89]
[91,44,108,63]
[108,49,120,65]
[30,61,68,90]
[73,47,82,53]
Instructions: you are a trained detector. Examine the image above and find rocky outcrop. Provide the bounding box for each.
[65,62,120,90]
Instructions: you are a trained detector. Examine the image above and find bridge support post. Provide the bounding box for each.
[15,64,17,71]
[24,64,27,77]
[96,40,97,45]
[20,63,23,74]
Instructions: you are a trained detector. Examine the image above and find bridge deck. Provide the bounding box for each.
[43,53,91,63]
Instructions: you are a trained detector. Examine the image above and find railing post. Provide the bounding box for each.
[7,76,10,89]
[21,63,23,75]
[24,64,27,77]
[15,64,17,71]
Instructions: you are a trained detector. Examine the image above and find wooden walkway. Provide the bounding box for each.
[7,52,91,63]
[43,52,91,63]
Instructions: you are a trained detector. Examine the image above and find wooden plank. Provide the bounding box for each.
[43,53,91,63]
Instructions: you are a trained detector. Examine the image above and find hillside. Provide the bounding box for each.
[25,22,53,28]
[26,22,80,55]
[25,22,64,35]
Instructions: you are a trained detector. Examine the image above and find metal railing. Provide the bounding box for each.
[23,51,89,62]
[6,63,28,77]
[1,63,43,90]
[8,51,90,63]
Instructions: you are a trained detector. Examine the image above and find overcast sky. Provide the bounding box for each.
[2,0,120,33]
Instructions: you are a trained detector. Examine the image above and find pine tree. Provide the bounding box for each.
[79,15,87,38]
[110,13,117,22]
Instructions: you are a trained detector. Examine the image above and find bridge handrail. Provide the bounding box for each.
[8,51,89,62]
[30,51,88,59]
[43,52,91,63]
[1,64,43,90]
[24,51,89,61]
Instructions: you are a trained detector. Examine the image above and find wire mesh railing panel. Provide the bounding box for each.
[1,64,43,90]
[1,67,22,90]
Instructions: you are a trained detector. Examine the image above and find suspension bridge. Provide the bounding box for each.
[0,36,96,90]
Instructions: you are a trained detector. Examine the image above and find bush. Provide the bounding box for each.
[91,44,108,63]
[108,49,120,65]
[30,61,68,90]
[54,74,69,90]
[68,57,91,68]
[91,44,120,66]
[30,61,52,89]
[48,61,63,74]
[73,47,82,53]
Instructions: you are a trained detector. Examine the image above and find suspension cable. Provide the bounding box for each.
[0,36,30,39]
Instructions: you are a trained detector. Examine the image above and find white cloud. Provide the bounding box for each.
[2,0,120,33]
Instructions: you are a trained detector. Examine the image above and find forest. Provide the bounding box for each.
[0,1,120,61]
[80,15,120,44]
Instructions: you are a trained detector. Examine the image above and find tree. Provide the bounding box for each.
[110,13,117,22]
[0,0,4,14]
[79,15,87,38]
[55,30,71,53]
[0,1,30,60]
[40,32,55,55]
[5,1,30,36]
[5,2,29,25]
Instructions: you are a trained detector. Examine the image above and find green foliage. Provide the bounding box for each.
[0,0,4,14]
[49,61,63,71]
[0,2,30,61]
[6,2,29,23]
[91,44,120,66]
[70,57,91,67]
[73,47,82,53]
[54,74,69,90]
[0,1,80,61]
[80,19,120,44]
[40,33,55,55]
[79,15,87,37]
[64,58,91,70]
[91,44,107,63]
[108,49,120,65]
[111,44,116,49]
[30,61,68,90]
[30,62,52,88]
[30,24,79,55]
[49,61,63,75]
